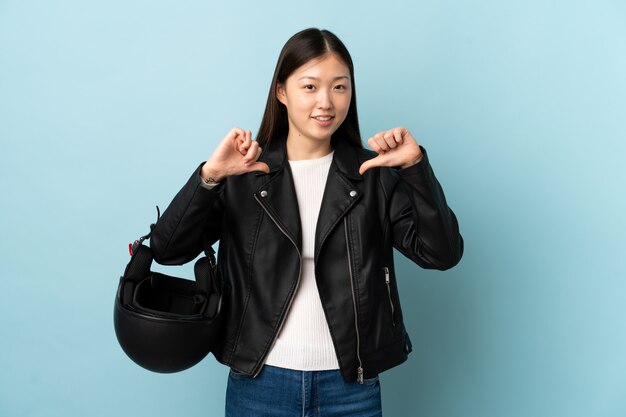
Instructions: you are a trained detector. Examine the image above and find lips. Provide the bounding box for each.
[312,115,334,121]
[311,115,335,127]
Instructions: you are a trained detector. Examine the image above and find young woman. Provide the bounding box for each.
[150,28,463,417]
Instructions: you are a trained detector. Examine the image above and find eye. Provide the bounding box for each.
[304,84,315,90]
[334,84,347,91]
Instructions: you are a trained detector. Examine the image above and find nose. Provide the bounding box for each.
[317,89,333,110]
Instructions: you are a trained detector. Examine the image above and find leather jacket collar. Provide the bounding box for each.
[253,136,368,259]
[257,135,364,181]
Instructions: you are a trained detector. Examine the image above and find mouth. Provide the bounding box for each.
[311,115,335,121]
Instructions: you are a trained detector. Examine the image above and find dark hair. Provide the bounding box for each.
[256,28,362,149]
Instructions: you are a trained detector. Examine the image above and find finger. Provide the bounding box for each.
[248,143,263,164]
[358,159,373,175]
[392,127,405,144]
[246,161,270,173]
[239,130,252,154]
[382,131,398,149]
[358,154,387,175]
[376,132,393,150]
[367,136,382,153]
[370,135,390,152]
[243,141,259,164]
[226,127,241,146]
[244,141,263,164]
[402,129,420,148]
[229,127,241,136]
[231,128,244,152]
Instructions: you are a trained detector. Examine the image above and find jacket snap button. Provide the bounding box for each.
[349,190,357,197]
[260,190,268,197]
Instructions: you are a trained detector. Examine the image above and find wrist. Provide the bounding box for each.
[201,165,225,183]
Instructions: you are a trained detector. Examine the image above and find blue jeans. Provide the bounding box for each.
[225,365,382,417]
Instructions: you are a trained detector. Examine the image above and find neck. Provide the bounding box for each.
[286,133,333,160]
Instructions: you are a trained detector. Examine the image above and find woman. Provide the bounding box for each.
[150,28,463,417]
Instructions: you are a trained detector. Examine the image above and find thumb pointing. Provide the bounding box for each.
[247,161,270,174]
[359,153,389,175]
[359,158,377,175]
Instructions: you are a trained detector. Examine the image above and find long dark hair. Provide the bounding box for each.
[256,28,362,149]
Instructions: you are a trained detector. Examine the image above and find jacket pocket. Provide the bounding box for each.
[384,266,396,327]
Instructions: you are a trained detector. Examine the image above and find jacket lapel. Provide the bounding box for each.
[314,138,364,263]
[254,164,303,252]
[254,137,302,251]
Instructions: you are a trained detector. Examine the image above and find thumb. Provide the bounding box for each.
[245,161,270,174]
[358,155,385,175]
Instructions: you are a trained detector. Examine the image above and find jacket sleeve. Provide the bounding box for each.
[149,163,224,265]
[385,147,463,270]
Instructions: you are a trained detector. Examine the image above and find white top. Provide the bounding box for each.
[264,150,340,370]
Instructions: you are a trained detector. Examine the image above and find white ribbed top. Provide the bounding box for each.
[264,150,340,370]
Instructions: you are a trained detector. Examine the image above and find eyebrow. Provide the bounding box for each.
[297,76,350,81]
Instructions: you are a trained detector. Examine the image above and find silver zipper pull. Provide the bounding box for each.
[357,367,364,384]
[384,266,396,327]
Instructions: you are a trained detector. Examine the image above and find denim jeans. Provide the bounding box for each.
[225,364,382,417]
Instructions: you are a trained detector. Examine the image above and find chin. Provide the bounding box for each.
[314,125,340,139]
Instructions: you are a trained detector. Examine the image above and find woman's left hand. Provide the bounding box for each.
[358,127,423,175]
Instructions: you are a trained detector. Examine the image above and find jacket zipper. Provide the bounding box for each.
[384,267,396,327]
[252,193,303,378]
[344,217,364,384]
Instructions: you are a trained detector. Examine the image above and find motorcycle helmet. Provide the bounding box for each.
[114,214,223,373]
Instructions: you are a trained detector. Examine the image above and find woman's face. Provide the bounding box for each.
[277,53,352,146]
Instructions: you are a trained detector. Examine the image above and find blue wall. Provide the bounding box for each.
[1,1,625,416]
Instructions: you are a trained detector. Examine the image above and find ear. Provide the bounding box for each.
[276,83,287,105]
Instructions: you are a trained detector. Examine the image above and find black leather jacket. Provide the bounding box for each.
[150,137,463,383]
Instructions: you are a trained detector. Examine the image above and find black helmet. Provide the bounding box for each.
[114,216,223,373]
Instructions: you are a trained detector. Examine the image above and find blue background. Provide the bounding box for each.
[1,1,625,416]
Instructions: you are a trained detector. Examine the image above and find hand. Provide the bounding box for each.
[358,127,423,175]
[201,128,270,182]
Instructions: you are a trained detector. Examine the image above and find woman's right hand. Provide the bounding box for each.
[201,128,270,182]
